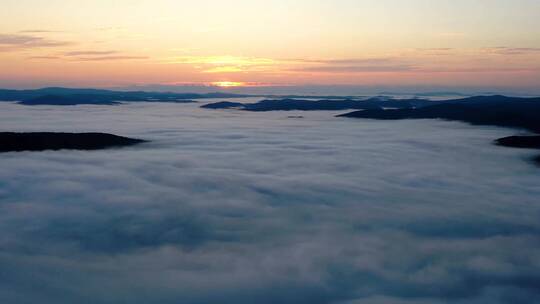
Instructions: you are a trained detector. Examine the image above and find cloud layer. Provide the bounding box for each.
[0,102,540,303]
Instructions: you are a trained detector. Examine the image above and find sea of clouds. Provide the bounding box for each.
[0,101,539,304]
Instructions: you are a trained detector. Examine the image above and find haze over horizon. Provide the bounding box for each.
[2,0,540,92]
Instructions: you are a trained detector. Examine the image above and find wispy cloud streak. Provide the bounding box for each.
[0,33,72,51]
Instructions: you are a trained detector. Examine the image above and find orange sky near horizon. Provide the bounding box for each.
[1,0,540,90]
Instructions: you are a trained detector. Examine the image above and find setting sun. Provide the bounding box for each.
[212,81,246,88]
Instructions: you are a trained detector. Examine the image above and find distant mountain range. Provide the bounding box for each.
[201,95,540,112]
[0,87,490,106]
[20,95,125,106]
[202,95,540,131]
[202,97,438,111]
[0,87,251,105]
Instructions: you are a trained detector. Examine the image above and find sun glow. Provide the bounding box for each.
[212,81,246,88]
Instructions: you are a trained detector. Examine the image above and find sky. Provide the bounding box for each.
[1,0,540,91]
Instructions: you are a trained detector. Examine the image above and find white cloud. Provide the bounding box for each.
[0,102,539,303]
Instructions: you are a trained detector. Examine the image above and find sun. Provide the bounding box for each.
[212,81,245,88]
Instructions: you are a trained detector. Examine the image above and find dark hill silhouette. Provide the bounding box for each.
[496,136,540,149]
[20,95,122,105]
[243,99,383,111]
[201,101,245,109]
[0,132,146,152]
[202,95,540,113]
[338,96,540,133]
[201,97,442,111]
[0,87,249,103]
[496,136,540,166]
